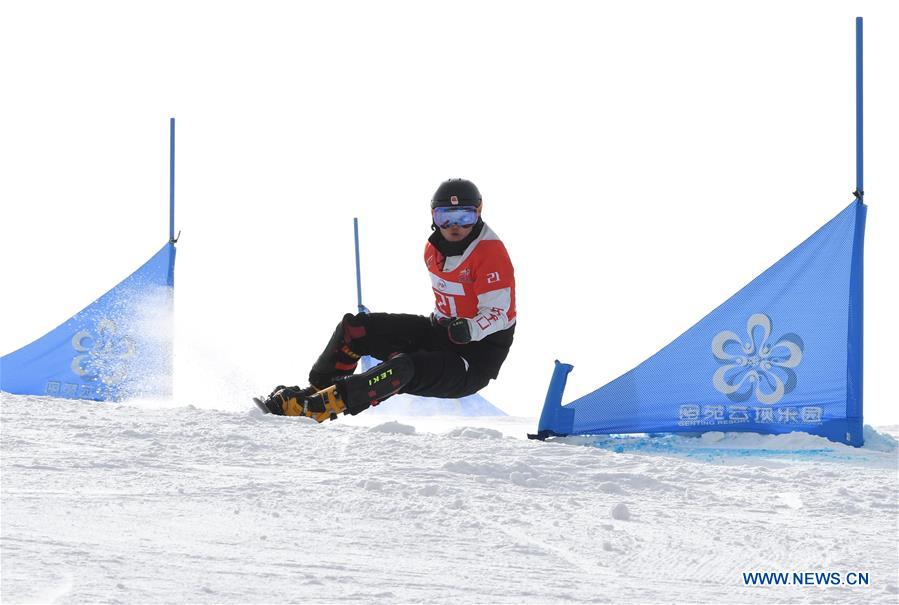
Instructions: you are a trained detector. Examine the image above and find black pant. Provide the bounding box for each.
[310,313,514,400]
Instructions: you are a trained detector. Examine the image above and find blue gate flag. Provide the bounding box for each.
[537,201,866,446]
[1,243,176,401]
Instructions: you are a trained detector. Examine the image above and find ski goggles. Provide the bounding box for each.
[432,206,479,229]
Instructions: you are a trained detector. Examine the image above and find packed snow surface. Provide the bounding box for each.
[2,394,897,604]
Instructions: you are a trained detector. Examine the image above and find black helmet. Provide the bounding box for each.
[431,178,482,209]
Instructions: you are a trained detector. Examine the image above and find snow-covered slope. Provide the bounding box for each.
[2,394,897,603]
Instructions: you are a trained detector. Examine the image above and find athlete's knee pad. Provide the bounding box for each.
[335,354,415,415]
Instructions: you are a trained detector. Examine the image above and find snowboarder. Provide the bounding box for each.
[256,178,516,421]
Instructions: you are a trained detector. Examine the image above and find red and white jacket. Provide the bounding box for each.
[425,224,516,342]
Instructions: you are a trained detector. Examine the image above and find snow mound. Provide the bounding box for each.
[445,426,503,440]
[862,424,899,451]
[366,392,506,416]
[368,420,416,435]
[610,502,631,521]
[699,431,725,443]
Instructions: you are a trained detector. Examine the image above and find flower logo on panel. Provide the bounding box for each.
[71,319,136,386]
[711,313,803,404]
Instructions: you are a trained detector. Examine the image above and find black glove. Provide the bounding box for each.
[268,385,317,401]
[268,385,299,399]
[447,318,472,344]
[430,313,453,328]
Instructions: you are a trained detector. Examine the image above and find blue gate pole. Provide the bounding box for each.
[851,16,865,448]
[855,17,863,199]
[353,217,374,371]
[169,117,176,242]
[167,117,177,397]
[353,218,367,314]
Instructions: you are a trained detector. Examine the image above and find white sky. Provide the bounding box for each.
[2,1,897,422]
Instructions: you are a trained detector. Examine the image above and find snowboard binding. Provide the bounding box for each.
[253,385,346,423]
